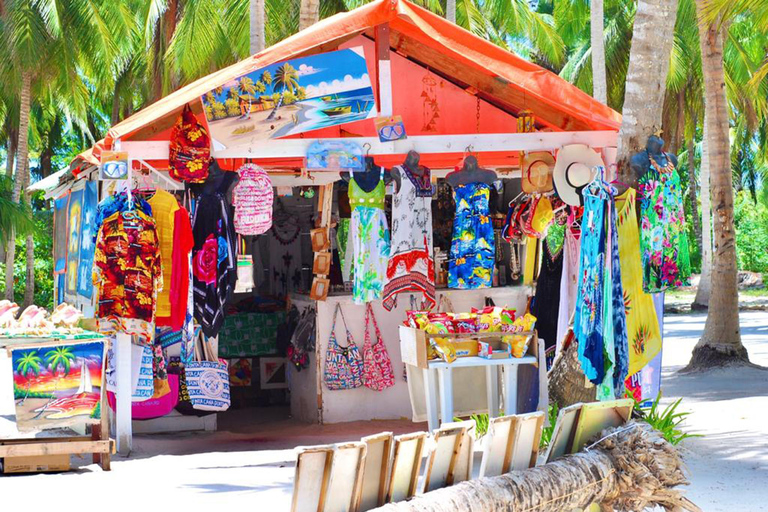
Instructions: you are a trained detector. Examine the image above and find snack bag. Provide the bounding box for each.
[429,337,457,363]
[504,313,537,357]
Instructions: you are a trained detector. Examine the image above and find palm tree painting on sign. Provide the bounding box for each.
[200,47,376,149]
[11,341,106,432]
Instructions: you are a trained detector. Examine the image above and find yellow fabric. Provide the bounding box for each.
[531,196,553,234]
[615,188,662,376]
[523,236,539,285]
[147,189,179,318]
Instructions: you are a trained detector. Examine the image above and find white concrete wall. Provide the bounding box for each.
[305,288,529,424]
[289,297,320,423]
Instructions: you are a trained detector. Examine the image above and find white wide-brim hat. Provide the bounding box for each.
[553,144,605,206]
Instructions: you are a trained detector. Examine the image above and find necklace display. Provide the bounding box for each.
[648,153,675,174]
[271,223,301,245]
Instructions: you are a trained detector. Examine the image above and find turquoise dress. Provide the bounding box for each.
[448,183,494,289]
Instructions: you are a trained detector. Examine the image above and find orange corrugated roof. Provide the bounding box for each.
[100,0,618,149]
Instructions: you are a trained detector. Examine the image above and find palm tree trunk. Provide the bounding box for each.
[687,123,700,244]
[590,0,607,104]
[250,0,266,55]
[375,422,700,512]
[446,0,456,23]
[23,171,33,307]
[693,112,711,308]
[686,8,747,368]
[299,0,320,30]
[616,0,679,185]
[5,71,32,300]
[5,127,17,176]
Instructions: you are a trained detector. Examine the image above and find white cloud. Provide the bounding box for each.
[297,64,321,76]
[305,74,372,98]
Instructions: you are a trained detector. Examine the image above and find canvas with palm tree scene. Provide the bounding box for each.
[11,340,106,432]
[201,47,376,149]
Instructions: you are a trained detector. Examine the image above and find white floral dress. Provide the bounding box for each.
[342,172,391,304]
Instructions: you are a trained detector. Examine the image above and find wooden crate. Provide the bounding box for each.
[399,326,537,369]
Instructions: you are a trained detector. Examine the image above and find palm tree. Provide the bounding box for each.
[615,0,680,184]
[46,347,76,377]
[693,110,712,308]
[266,63,300,120]
[15,351,43,403]
[686,1,749,368]
[300,0,320,30]
[591,0,607,104]
[446,0,457,23]
[251,0,266,54]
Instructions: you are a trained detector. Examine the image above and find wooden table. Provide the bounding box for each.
[420,354,539,432]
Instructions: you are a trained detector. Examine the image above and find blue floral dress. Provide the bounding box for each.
[574,183,607,384]
[448,183,495,289]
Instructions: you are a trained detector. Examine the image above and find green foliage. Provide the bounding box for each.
[0,206,54,308]
[734,192,768,273]
[13,383,53,400]
[539,403,560,450]
[633,392,701,446]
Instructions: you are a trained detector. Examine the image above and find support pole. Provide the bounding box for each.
[115,332,132,454]
[375,23,393,117]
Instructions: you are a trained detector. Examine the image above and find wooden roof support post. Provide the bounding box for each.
[375,23,393,117]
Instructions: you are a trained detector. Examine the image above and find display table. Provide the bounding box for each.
[420,355,539,431]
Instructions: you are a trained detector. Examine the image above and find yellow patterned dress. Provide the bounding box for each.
[615,188,662,376]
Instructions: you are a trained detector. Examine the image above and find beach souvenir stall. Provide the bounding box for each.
[40,0,685,454]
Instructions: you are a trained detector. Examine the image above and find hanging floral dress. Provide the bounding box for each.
[638,154,691,292]
[616,188,662,377]
[574,183,607,384]
[556,219,581,353]
[382,164,435,310]
[448,183,495,289]
[343,171,391,304]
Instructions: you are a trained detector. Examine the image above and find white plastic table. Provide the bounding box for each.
[421,355,539,432]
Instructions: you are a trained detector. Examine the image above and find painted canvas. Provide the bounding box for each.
[11,340,106,432]
[53,194,70,275]
[201,47,376,149]
[65,188,84,298]
[77,180,98,299]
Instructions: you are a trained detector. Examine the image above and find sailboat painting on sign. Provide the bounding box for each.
[10,340,106,432]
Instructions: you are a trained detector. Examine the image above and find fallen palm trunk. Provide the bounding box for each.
[548,335,595,408]
[374,422,700,512]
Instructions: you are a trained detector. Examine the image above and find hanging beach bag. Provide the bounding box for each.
[105,341,154,402]
[362,304,395,391]
[186,335,231,411]
[233,163,273,235]
[289,305,316,371]
[169,104,211,183]
[323,304,363,390]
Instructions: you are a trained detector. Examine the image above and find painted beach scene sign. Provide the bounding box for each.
[11,340,106,431]
[201,47,376,149]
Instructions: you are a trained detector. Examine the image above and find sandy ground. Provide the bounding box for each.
[1,312,766,510]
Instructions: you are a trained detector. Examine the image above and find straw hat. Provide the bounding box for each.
[521,152,555,194]
[553,144,605,206]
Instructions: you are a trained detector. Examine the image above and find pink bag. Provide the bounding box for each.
[233,163,273,235]
[362,304,395,391]
[108,373,179,420]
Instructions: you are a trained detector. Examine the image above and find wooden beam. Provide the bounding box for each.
[213,131,619,161]
[0,440,114,458]
[375,24,393,117]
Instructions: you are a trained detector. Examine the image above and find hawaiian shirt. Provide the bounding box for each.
[94,210,163,323]
[93,192,152,243]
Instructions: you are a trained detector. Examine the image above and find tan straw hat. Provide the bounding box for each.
[521,151,555,194]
